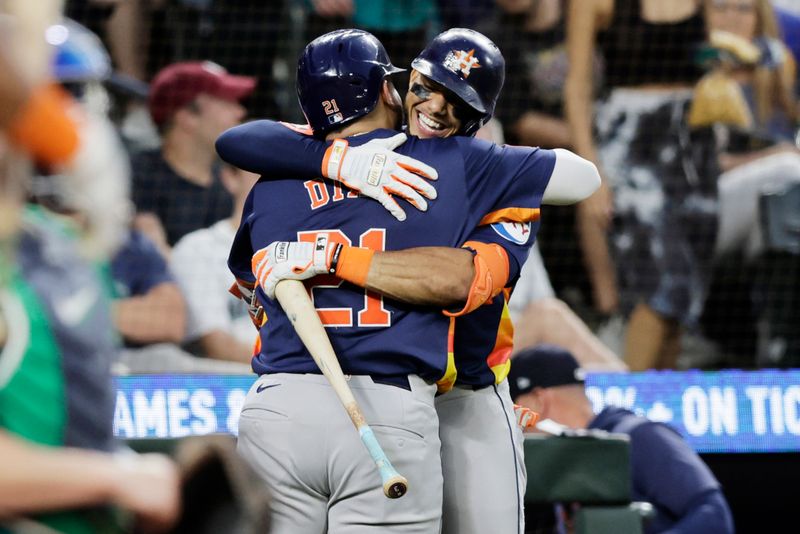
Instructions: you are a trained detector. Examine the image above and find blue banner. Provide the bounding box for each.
[114,370,800,453]
[585,370,800,453]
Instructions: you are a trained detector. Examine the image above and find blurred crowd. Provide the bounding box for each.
[1,0,800,531]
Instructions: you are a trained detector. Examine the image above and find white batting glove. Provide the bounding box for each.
[252,234,340,299]
[322,133,438,221]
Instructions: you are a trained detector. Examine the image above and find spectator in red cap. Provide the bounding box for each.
[131,61,255,253]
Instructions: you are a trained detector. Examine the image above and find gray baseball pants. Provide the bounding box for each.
[237,373,443,533]
[435,379,526,534]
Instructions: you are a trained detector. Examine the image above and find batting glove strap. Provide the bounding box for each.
[321,133,438,221]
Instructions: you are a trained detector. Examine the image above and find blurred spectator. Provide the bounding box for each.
[477,120,625,372]
[65,0,155,84]
[355,0,437,94]
[690,0,800,366]
[491,0,595,149]
[0,174,180,534]
[565,0,716,370]
[131,61,254,251]
[0,29,180,526]
[509,246,627,371]
[773,1,800,71]
[28,18,184,349]
[148,0,285,119]
[111,229,187,346]
[437,0,495,29]
[171,164,259,364]
[487,0,606,308]
[695,3,800,256]
[304,0,355,43]
[508,344,735,534]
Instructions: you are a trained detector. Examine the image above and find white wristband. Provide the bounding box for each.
[324,139,349,180]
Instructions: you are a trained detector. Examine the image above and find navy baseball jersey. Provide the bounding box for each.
[219,123,555,386]
[217,121,555,385]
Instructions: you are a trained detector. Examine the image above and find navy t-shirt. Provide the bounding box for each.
[131,149,232,246]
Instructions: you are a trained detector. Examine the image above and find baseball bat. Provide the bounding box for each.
[274,279,408,499]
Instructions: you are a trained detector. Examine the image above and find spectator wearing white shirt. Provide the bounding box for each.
[171,164,258,363]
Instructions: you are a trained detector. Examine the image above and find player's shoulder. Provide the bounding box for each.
[398,134,461,160]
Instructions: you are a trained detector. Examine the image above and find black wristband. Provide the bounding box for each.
[329,243,344,274]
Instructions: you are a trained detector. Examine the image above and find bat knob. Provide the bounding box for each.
[383,475,409,499]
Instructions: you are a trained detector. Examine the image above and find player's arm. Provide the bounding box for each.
[458,138,600,224]
[216,121,437,221]
[251,237,475,307]
[250,223,527,311]
[541,148,601,205]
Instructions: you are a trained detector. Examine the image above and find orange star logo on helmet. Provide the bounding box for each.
[443,49,481,78]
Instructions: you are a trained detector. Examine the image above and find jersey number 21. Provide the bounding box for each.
[298,229,390,328]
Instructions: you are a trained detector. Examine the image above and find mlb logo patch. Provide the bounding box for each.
[327,112,344,125]
[491,222,531,245]
[443,49,481,78]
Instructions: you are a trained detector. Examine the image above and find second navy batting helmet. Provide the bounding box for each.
[411,28,505,136]
[296,29,405,136]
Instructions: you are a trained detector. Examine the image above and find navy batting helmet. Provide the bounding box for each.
[411,28,505,136]
[297,29,405,136]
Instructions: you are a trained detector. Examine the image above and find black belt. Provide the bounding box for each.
[371,375,411,391]
[435,382,493,396]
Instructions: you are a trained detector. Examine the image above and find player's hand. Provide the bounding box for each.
[513,404,540,430]
[322,133,438,221]
[252,234,339,299]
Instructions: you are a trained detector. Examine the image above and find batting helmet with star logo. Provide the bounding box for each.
[411,28,505,136]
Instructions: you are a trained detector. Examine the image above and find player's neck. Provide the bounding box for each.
[228,195,247,230]
[325,105,398,140]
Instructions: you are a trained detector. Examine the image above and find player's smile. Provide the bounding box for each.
[405,72,461,139]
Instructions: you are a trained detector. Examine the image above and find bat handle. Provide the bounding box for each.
[359,426,409,499]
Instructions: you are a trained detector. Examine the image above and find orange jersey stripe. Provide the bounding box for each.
[278,121,314,135]
[436,317,458,393]
[479,207,541,226]
[487,294,515,384]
